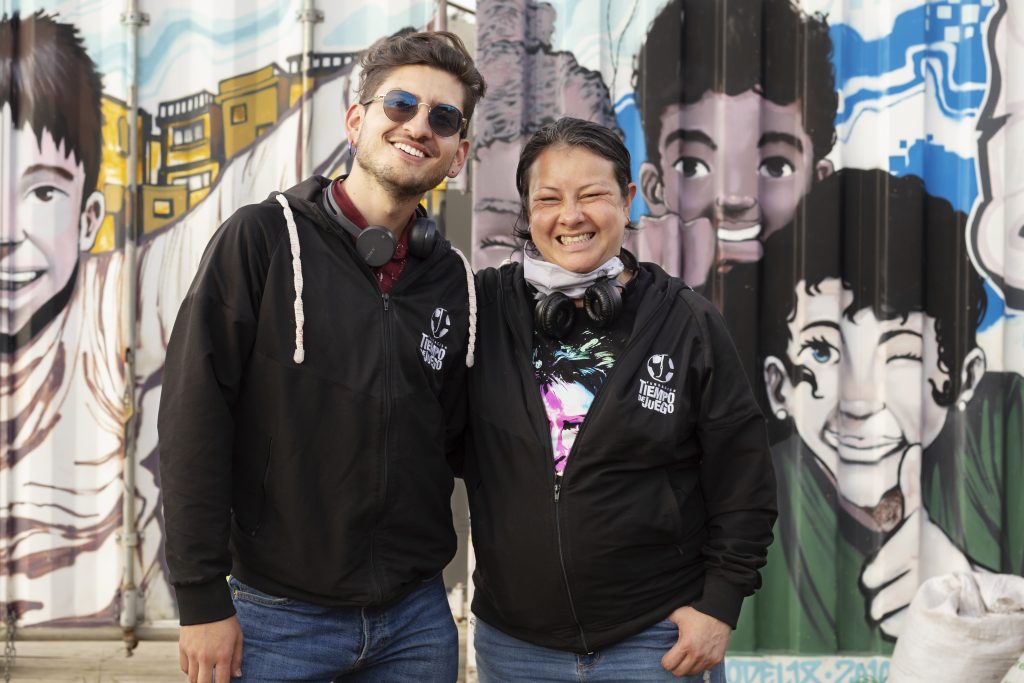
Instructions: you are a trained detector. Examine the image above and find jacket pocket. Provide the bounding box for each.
[228,577,291,606]
[232,431,272,535]
[667,464,705,542]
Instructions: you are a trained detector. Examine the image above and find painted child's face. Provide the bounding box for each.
[1,106,100,338]
[768,278,951,508]
[648,90,826,284]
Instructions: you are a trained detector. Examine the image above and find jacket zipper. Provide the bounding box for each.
[368,291,392,602]
[501,294,592,652]
[318,206,452,604]
[505,281,668,654]
[552,478,590,652]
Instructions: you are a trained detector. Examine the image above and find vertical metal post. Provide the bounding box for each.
[437,0,449,31]
[119,0,149,656]
[298,0,324,179]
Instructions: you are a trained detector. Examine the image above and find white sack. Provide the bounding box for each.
[889,572,1024,682]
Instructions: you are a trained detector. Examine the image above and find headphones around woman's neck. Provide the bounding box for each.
[321,184,438,267]
[532,250,636,339]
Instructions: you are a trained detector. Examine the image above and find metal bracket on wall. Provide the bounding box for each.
[296,8,325,23]
[120,11,150,27]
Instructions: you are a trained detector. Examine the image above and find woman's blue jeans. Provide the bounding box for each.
[474,615,727,682]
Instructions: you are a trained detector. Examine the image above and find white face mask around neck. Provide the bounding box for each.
[521,244,624,299]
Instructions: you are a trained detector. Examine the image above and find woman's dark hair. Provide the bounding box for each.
[513,117,633,241]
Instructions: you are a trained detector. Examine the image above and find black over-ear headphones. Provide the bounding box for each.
[533,250,638,339]
[534,277,625,339]
[322,185,438,267]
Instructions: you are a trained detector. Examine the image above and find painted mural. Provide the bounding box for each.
[471,0,1023,663]
[0,0,436,628]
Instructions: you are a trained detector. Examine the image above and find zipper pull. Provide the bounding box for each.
[382,293,390,311]
[554,480,561,503]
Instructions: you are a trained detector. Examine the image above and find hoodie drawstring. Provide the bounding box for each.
[275,194,306,364]
[452,247,476,368]
[277,192,473,369]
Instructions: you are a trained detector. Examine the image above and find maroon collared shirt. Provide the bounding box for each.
[331,180,411,294]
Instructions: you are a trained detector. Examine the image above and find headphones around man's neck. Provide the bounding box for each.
[321,184,438,267]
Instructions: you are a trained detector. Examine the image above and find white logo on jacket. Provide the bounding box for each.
[646,354,675,382]
[430,307,451,338]
[420,308,450,370]
[639,354,676,414]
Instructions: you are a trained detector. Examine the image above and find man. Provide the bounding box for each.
[737,168,1022,651]
[632,0,837,291]
[158,31,485,682]
[0,10,145,626]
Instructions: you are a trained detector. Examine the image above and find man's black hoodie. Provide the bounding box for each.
[159,176,470,625]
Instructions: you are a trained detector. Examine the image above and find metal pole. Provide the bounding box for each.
[298,0,324,179]
[437,0,448,31]
[119,0,149,656]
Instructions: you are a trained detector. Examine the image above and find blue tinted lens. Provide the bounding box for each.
[427,104,462,137]
[382,90,418,118]
[378,90,463,137]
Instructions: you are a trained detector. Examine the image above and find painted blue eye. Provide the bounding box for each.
[799,336,839,365]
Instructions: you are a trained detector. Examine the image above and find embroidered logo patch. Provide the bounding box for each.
[430,307,451,339]
[646,354,675,382]
[638,354,676,414]
[420,307,450,370]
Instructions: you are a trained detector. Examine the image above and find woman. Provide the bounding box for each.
[464,117,777,681]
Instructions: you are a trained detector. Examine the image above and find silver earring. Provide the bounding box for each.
[775,408,788,420]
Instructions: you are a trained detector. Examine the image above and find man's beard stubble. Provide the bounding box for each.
[354,147,449,203]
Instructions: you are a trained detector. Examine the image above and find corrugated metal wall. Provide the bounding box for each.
[0,0,436,629]
[471,0,1023,664]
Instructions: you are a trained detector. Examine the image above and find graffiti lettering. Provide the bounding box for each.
[726,656,890,683]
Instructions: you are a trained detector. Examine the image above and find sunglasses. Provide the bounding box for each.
[362,89,467,138]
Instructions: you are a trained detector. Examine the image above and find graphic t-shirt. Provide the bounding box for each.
[532,268,649,475]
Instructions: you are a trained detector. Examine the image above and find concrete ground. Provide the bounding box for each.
[6,622,469,682]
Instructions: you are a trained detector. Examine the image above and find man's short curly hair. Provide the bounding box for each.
[358,30,487,138]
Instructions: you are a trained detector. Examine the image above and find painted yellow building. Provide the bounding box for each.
[216,64,290,160]
[95,96,153,252]
[284,52,359,106]
[125,54,358,236]
[156,90,223,209]
[141,183,189,234]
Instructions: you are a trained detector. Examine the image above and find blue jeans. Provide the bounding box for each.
[474,615,727,682]
[229,575,458,682]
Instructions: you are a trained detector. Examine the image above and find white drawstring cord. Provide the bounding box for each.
[275,194,306,364]
[451,247,476,368]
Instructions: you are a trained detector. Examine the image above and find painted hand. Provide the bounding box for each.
[179,615,244,683]
[861,447,974,638]
[661,605,731,677]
